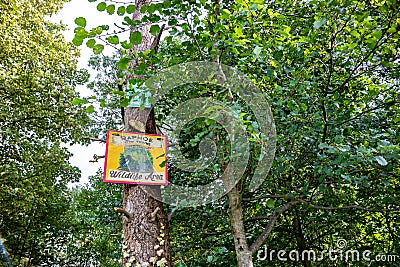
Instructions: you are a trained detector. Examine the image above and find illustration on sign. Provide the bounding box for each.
[103,130,168,185]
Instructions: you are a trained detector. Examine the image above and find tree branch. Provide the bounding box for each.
[243,194,293,202]
[83,136,106,143]
[331,16,396,94]
[336,100,398,126]
[114,207,133,220]
[185,16,204,60]
[249,200,300,254]
[298,200,400,213]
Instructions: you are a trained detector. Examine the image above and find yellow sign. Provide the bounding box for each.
[103,130,168,185]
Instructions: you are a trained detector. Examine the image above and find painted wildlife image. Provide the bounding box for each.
[118,146,155,173]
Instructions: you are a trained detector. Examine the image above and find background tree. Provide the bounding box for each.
[62,171,122,267]
[0,0,90,265]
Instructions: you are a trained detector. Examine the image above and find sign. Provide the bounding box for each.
[103,130,168,185]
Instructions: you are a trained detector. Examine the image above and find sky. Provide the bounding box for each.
[50,0,118,184]
[51,0,162,184]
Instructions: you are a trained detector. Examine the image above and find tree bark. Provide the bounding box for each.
[226,185,254,267]
[293,209,311,267]
[121,1,171,266]
[222,162,253,267]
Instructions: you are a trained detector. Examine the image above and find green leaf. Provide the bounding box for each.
[117,6,125,16]
[117,57,130,70]
[121,41,133,49]
[147,4,156,14]
[88,0,97,2]
[72,37,84,46]
[97,2,106,11]
[74,17,86,27]
[121,98,130,107]
[318,143,329,149]
[72,98,88,105]
[140,4,147,14]
[130,31,142,45]
[234,27,244,37]
[350,30,360,38]
[86,39,96,48]
[372,29,382,39]
[155,3,163,12]
[85,105,95,113]
[106,35,119,45]
[126,5,136,14]
[112,90,125,96]
[74,27,88,38]
[314,18,327,29]
[93,44,104,54]
[375,156,388,166]
[168,19,178,26]
[150,25,161,36]
[106,4,115,15]
[149,96,156,105]
[99,99,106,108]
[266,199,275,208]
[165,36,173,43]
[253,46,262,57]
[159,160,166,168]
[164,0,171,8]
[124,16,134,26]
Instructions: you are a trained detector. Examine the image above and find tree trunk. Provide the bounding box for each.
[226,185,254,267]
[293,209,311,267]
[222,165,253,267]
[121,1,171,266]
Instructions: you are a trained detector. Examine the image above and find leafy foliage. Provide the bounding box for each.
[74,0,399,265]
[3,0,396,266]
[0,0,90,265]
[62,172,122,267]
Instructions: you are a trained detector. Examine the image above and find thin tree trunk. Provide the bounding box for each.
[222,164,253,267]
[293,209,311,267]
[121,1,171,266]
[226,185,254,267]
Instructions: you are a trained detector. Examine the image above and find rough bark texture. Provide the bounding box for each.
[121,1,171,266]
[122,109,171,267]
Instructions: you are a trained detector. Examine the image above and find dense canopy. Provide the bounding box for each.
[0,0,89,265]
[0,0,399,266]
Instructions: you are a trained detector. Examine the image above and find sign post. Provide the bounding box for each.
[103,130,168,185]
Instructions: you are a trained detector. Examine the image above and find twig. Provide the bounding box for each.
[243,194,293,202]
[337,100,397,126]
[298,200,400,213]
[89,155,105,163]
[167,209,176,222]
[83,136,106,143]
